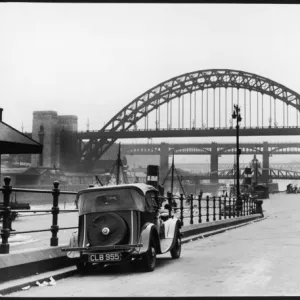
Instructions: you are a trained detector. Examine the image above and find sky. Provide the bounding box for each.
[1,3,300,164]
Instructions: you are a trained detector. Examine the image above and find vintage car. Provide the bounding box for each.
[62,183,182,273]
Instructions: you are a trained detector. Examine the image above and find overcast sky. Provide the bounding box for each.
[1,3,300,163]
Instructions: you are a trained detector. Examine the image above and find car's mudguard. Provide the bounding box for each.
[137,223,161,255]
[160,218,181,254]
[66,231,80,258]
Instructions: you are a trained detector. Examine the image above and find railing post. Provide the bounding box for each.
[167,192,172,218]
[190,194,194,225]
[180,193,184,226]
[224,196,227,220]
[198,193,202,223]
[206,195,209,222]
[243,195,246,216]
[247,196,249,215]
[51,181,60,247]
[213,196,216,221]
[232,198,236,218]
[228,197,231,219]
[250,198,253,214]
[218,196,221,221]
[0,177,12,254]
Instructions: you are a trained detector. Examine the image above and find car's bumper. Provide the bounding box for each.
[61,244,143,252]
[62,244,144,264]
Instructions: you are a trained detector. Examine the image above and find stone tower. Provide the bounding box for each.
[31,111,79,171]
[58,115,79,171]
[31,111,59,168]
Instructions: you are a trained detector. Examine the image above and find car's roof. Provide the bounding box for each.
[78,183,158,196]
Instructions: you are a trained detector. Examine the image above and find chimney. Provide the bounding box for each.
[0,108,3,122]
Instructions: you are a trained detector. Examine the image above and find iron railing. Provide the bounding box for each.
[159,192,257,227]
[0,176,260,254]
[0,177,78,254]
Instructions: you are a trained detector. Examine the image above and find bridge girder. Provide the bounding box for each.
[120,142,300,156]
[174,168,300,181]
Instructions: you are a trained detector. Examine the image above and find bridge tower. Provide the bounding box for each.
[58,115,79,171]
[262,141,270,183]
[31,111,59,168]
[210,142,218,183]
[31,111,79,171]
[160,142,169,182]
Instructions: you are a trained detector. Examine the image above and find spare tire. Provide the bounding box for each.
[87,213,128,247]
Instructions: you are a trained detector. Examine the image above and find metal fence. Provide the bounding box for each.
[0,176,258,254]
[160,192,256,227]
[0,177,78,254]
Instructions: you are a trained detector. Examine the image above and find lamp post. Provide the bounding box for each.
[232,104,242,213]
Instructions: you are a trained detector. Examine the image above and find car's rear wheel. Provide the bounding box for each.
[76,261,91,275]
[170,231,181,259]
[141,238,156,272]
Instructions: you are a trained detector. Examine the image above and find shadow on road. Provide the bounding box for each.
[81,257,177,276]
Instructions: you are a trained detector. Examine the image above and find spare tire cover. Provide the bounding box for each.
[87,213,128,247]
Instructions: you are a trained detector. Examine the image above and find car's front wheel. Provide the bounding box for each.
[141,238,156,272]
[170,231,181,259]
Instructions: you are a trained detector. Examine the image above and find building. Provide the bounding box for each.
[31,111,79,171]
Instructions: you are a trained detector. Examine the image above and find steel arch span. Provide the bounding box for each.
[83,69,300,167]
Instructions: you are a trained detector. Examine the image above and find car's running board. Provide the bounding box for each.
[61,244,143,252]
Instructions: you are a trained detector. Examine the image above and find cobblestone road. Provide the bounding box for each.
[8,193,300,296]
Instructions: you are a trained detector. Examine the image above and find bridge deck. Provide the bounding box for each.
[7,193,300,296]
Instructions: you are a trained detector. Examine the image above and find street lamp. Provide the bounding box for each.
[232,104,242,213]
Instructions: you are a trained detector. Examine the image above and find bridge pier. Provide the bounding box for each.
[160,143,169,183]
[210,142,218,183]
[262,141,270,184]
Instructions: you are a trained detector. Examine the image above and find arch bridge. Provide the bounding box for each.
[78,69,300,170]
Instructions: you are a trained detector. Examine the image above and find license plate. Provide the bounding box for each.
[88,252,121,262]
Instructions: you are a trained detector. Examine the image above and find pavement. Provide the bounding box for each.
[8,212,78,251]
[4,192,300,297]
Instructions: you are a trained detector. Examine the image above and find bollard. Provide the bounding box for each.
[190,194,194,225]
[218,196,221,221]
[51,181,60,247]
[206,195,209,222]
[213,196,216,221]
[198,193,202,223]
[243,195,246,216]
[254,199,264,216]
[179,193,184,226]
[167,192,173,218]
[228,197,231,219]
[0,177,12,254]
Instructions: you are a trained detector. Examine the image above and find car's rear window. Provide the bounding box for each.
[77,188,146,215]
